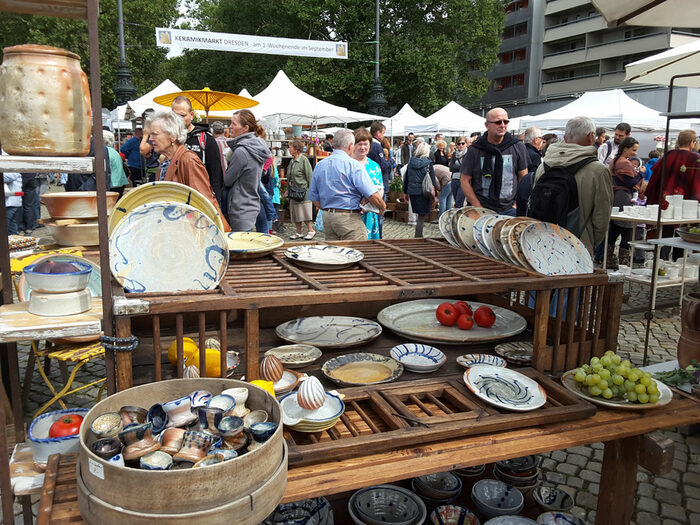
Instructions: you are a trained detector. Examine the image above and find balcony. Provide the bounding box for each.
[505,8,531,25]
[500,33,530,51]
[545,0,592,16]
[540,71,626,96]
[544,15,606,42]
[491,61,529,77]
[542,49,587,70]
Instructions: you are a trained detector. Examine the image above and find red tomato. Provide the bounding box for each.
[474,305,496,328]
[49,414,84,438]
[453,302,469,316]
[435,302,459,326]
[457,314,474,330]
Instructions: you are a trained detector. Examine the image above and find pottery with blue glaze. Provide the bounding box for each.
[107,453,125,467]
[197,406,226,435]
[206,394,235,414]
[218,416,244,437]
[275,316,382,349]
[463,365,547,412]
[217,449,238,461]
[146,403,169,434]
[119,422,161,461]
[140,450,173,470]
[189,390,213,408]
[390,344,446,373]
[172,430,215,463]
[193,453,225,468]
[250,422,278,443]
[162,395,197,428]
[283,244,364,270]
[520,222,593,276]
[456,354,507,369]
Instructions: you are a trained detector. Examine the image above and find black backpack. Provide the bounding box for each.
[527,157,597,233]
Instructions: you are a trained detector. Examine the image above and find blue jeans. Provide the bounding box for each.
[255,183,278,233]
[21,178,38,231]
[500,207,517,217]
[438,185,453,218]
[450,179,465,208]
[6,206,20,235]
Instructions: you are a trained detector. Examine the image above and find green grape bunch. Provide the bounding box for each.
[572,351,660,404]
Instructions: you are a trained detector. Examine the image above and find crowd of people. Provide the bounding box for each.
[4,102,699,259]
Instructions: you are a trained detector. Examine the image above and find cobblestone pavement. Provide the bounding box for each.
[10,199,700,523]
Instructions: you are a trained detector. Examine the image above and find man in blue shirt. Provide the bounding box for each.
[120,125,147,185]
[309,129,386,240]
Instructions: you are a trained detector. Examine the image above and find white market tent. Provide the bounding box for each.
[382,104,427,137]
[405,101,485,135]
[108,79,181,130]
[519,89,694,131]
[625,39,700,89]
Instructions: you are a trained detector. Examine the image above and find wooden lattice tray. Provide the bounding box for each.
[284,369,596,466]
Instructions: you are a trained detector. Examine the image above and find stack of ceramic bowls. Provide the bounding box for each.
[24,260,93,316]
[471,479,524,519]
[452,464,486,487]
[279,391,345,432]
[493,456,541,498]
[348,484,427,525]
[411,471,463,508]
[40,191,119,246]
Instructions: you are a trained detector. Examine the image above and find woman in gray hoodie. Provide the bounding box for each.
[225,110,271,231]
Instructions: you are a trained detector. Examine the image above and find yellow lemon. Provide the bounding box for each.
[185,348,222,378]
[167,337,198,366]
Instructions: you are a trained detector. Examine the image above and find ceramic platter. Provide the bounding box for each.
[18,253,101,302]
[390,343,446,373]
[472,215,494,257]
[482,214,513,261]
[456,354,507,369]
[275,316,382,349]
[280,391,345,432]
[561,370,673,410]
[284,244,364,270]
[504,218,538,268]
[377,299,527,345]
[439,208,461,247]
[463,365,547,412]
[520,222,593,276]
[108,181,225,234]
[109,202,229,293]
[321,352,403,386]
[494,342,534,365]
[452,207,496,251]
[264,344,323,369]
[226,232,283,259]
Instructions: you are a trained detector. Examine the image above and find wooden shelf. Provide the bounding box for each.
[0,299,102,343]
[0,156,94,174]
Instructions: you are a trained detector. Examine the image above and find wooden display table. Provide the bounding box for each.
[0,299,102,343]
[37,396,700,525]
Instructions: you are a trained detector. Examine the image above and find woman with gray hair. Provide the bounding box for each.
[146,111,228,229]
[103,130,129,197]
[403,142,437,237]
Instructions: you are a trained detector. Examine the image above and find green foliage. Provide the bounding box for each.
[0,0,179,107]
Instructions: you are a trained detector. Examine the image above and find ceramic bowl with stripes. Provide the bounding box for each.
[390,344,446,373]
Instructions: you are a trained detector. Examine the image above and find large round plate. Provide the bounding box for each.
[473,215,495,257]
[482,215,512,261]
[264,344,323,369]
[520,222,593,276]
[494,342,533,365]
[108,181,225,234]
[505,219,538,268]
[275,316,382,349]
[321,352,403,386]
[454,207,496,251]
[561,370,672,410]
[18,253,101,301]
[490,218,515,263]
[377,299,527,344]
[109,202,229,293]
[226,232,283,259]
[463,365,547,412]
[284,245,364,270]
[439,208,461,247]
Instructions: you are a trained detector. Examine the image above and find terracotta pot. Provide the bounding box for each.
[41,191,119,219]
[678,293,700,367]
[0,44,92,156]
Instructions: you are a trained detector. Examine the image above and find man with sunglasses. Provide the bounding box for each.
[460,108,528,216]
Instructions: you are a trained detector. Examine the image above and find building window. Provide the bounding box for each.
[514,48,526,61]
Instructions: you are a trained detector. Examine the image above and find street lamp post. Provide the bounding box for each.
[367,0,388,115]
[113,0,137,106]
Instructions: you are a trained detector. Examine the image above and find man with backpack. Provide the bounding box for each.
[528,116,613,255]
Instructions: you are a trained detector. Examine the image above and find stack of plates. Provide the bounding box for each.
[279,390,345,432]
[493,456,542,497]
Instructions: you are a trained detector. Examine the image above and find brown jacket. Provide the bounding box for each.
[164,145,230,231]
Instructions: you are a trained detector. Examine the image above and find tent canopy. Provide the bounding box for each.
[590,0,700,28]
[625,39,700,88]
[405,101,485,135]
[520,89,693,131]
[382,103,426,137]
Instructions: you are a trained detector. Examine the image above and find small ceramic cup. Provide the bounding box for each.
[250,422,278,443]
[140,450,173,470]
[173,430,215,463]
[217,449,238,461]
[221,387,249,417]
[162,395,196,428]
[243,410,268,428]
[119,422,161,462]
[217,416,244,437]
[193,453,225,468]
[107,453,125,467]
[90,438,122,461]
[159,427,187,455]
[119,406,147,426]
[197,406,225,435]
[206,394,236,415]
[188,390,213,409]
[91,412,123,439]
[147,403,169,435]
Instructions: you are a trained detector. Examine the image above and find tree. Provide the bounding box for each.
[0,0,179,108]
[163,0,507,114]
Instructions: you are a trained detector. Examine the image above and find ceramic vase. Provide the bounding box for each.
[173,430,215,463]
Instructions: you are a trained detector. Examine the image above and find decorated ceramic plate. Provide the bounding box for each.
[226,232,283,259]
[463,365,547,412]
[439,208,461,248]
[490,218,515,263]
[456,354,507,369]
[264,344,322,369]
[454,207,496,252]
[390,343,446,373]
[18,253,102,301]
[377,299,527,344]
[520,222,593,276]
[561,370,672,410]
[507,220,539,269]
[284,244,364,270]
[482,215,513,261]
[321,353,403,386]
[494,342,534,365]
[473,215,495,257]
[109,202,229,293]
[500,217,537,267]
[108,181,225,234]
[275,316,382,349]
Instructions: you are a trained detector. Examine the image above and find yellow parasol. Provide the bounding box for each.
[153,87,258,118]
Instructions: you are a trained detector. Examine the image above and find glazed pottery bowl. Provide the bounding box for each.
[429,505,480,525]
[243,409,268,428]
[89,438,121,461]
[471,480,524,519]
[118,422,161,462]
[146,403,169,434]
[217,416,244,438]
[352,485,421,525]
[162,395,196,428]
[483,517,536,525]
[140,450,173,470]
[106,453,125,467]
[188,390,213,408]
[206,394,236,414]
[42,220,100,246]
[159,427,186,455]
[533,486,575,513]
[217,449,238,461]
[23,260,92,294]
[456,354,507,369]
[390,343,447,373]
[41,191,119,219]
[221,387,249,416]
[193,453,225,468]
[536,512,586,525]
[250,422,278,443]
[28,408,89,466]
[28,289,91,317]
[119,406,147,426]
[413,471,463,500]
[90,412,123,439]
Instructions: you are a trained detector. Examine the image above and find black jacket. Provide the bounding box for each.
[185,123,224,203]
[525,143,542,174]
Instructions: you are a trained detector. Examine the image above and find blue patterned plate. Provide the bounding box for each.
[457,354,507,369]
[109,202,229,293]
[463,365,546,412]
[275,316,382,349]
[390,343,446,373]
[284,244,364,270]
[520,222,593,276]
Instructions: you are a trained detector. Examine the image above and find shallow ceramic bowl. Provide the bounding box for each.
[140,450,173,470]
[414,472,463,500]
[533,486,575,513]
[536,512,586,525]
[348,485,427,525]
[429,505,480,525]
[23,261,92,294]
[41,191,119,219]
[390,344,447,373]
[457,354,507,369]
[243,409,269,428]
[410,479,459,507]
[250,421,278,443]
[280,391,345,426]
[264,344,323,369]
[206,394,236,414]
[89,438,122,461]
[42,221,100,246]
[471,479,524,519]
[217,416,244,437]
[28,289,91,317]
[321,352,404,386]
[28,408,89,466]
[90,412,123,439]
[353,485,421,525]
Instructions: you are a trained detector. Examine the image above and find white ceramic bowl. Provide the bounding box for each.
[29,408,90,466]
[28,289,91,317]
[390,344,446,373]
[23,260,92,294]
[471,479,524,519]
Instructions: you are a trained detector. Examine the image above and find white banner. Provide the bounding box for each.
[156,28,348,60]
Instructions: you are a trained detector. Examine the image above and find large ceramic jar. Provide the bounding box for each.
[678,292,700,367]
[0,44,91,156]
